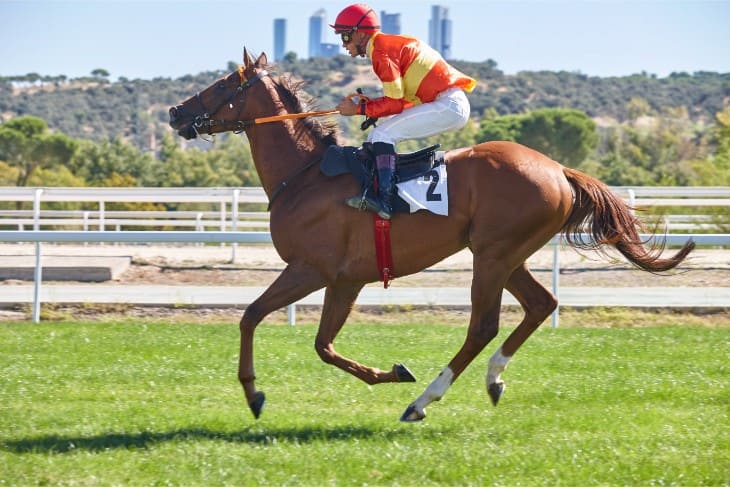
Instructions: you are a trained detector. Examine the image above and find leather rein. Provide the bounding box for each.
[191,69,339,136]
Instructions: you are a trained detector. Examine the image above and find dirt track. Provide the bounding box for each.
[1,243,728,289]
[109,245,729,289]
[1,243,728,323]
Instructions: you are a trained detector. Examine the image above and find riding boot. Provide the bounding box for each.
[345,142,396,219]
[374,142,397,219]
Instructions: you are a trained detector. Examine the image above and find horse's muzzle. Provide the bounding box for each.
[168,106,182,128]
[168,106,198,139]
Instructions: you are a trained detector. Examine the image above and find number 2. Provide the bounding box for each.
[424,169,442,202]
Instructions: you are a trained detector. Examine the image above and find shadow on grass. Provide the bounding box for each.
[3,425,404,454]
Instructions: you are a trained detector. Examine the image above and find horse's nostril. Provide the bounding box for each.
[169,106,178,121]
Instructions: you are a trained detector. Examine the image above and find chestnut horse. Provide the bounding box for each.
[169,50,694,422]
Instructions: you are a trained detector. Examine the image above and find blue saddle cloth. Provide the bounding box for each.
[320,144,444,214]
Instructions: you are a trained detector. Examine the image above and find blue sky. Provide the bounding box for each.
[1,0,728,80]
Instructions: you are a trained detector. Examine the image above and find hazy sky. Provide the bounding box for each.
[1,0,728,80]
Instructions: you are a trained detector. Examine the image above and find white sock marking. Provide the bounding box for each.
[487,346,511,385]
[413,366,454,411]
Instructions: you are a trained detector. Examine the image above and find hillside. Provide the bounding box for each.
[1,55,728,151]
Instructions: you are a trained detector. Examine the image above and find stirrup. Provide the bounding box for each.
[345,194,368,211]
[345,195,391,220]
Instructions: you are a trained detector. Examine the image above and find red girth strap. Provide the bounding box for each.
[373,215,394,288]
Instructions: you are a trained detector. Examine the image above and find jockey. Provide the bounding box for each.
[332,3,476,219]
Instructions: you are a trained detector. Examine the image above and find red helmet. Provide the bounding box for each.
[330,4,380,33]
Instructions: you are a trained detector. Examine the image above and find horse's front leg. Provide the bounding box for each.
[239,263,325,419]
[314,283,417,385]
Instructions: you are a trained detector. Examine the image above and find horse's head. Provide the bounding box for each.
[169,48,269,139]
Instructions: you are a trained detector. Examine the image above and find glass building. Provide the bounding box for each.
[273,18,286,61]
[429,5,452,59]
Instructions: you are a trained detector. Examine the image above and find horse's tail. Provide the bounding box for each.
[560,167,695,273]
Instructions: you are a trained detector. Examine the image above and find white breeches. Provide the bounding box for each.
[367,88,471,147]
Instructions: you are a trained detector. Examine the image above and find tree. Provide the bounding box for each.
[69,137,159,186]
[0,116,77,188]
[91,68,110,79]
[519,109,598,167]
[689,107,730,185]
[715,107,730,168]
[478,108,598,167]
[283,51,298,63]
[478,113,523,143]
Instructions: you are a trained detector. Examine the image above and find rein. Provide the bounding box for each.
[266,157,321,211]
[199,107,340,134]
[193,69,340,135]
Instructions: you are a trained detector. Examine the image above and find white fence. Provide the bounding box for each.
[1,186,729,324]
[2,186,729,235]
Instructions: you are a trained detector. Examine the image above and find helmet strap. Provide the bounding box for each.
[353,31,370,57]
[353,8,375,31]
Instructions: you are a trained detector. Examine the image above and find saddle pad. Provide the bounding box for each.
[396,162,448,216]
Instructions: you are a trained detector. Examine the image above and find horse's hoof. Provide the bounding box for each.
[249,391,265,419]
[394,363,417,382]
[487,381,505,406]
[400,404,426,422]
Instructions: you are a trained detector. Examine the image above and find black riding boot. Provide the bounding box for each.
[346,142,396,219]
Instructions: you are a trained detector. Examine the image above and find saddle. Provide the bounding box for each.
[320,143,444,214]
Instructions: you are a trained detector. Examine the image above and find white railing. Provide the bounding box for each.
[0,187,269,262]
[1,186,728,324]
[1,230,725,325]
[1,186,729,261]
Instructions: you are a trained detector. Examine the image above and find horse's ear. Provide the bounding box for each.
[256,52,268,68]
[243,47,255,68]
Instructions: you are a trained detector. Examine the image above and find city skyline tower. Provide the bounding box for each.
[308,9,326,58]
[429,5,452,59]
[273,18,286,61]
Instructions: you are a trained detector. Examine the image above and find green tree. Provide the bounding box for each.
[715,107,730,168]
[91,68,110,79]
[478,113,523,143]
[478,108,598,167]
[0,116,78,187]
[516,109,598,167]
[689,107,730,185]
[70,137,159,186]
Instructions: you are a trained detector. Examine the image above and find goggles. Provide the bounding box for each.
[340,30,355,44]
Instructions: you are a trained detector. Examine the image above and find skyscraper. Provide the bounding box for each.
[308,9,326,58]
[273,18,286,61]
[380,11,401,35]
[429,5,452,59]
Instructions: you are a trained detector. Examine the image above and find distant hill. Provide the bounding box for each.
[1,55,728,151]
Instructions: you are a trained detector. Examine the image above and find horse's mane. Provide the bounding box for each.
[268,67,341,146]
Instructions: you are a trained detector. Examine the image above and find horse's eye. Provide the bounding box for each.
[217,81,226,90]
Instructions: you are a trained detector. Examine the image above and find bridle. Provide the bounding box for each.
[170,68,338,138]
[170,67,341,209]
[184,69,270,136]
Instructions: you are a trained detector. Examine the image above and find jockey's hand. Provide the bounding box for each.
[336,97,359,116]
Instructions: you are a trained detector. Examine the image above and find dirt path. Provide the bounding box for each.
[1,243,728,288]
[1,243,727,323]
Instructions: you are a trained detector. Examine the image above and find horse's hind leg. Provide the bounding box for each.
[401,256,510,422]
[487,263,557,405]
[314,283,417,385]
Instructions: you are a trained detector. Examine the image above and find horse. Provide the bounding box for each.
[169,49,695,422]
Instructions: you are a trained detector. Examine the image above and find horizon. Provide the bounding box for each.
[1,1,729,81]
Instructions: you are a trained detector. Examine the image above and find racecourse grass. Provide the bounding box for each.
[1,313,728,486]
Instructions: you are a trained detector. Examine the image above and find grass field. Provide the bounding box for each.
[1,310,728,486]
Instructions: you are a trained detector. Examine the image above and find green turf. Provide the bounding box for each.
[1,318,727,485]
